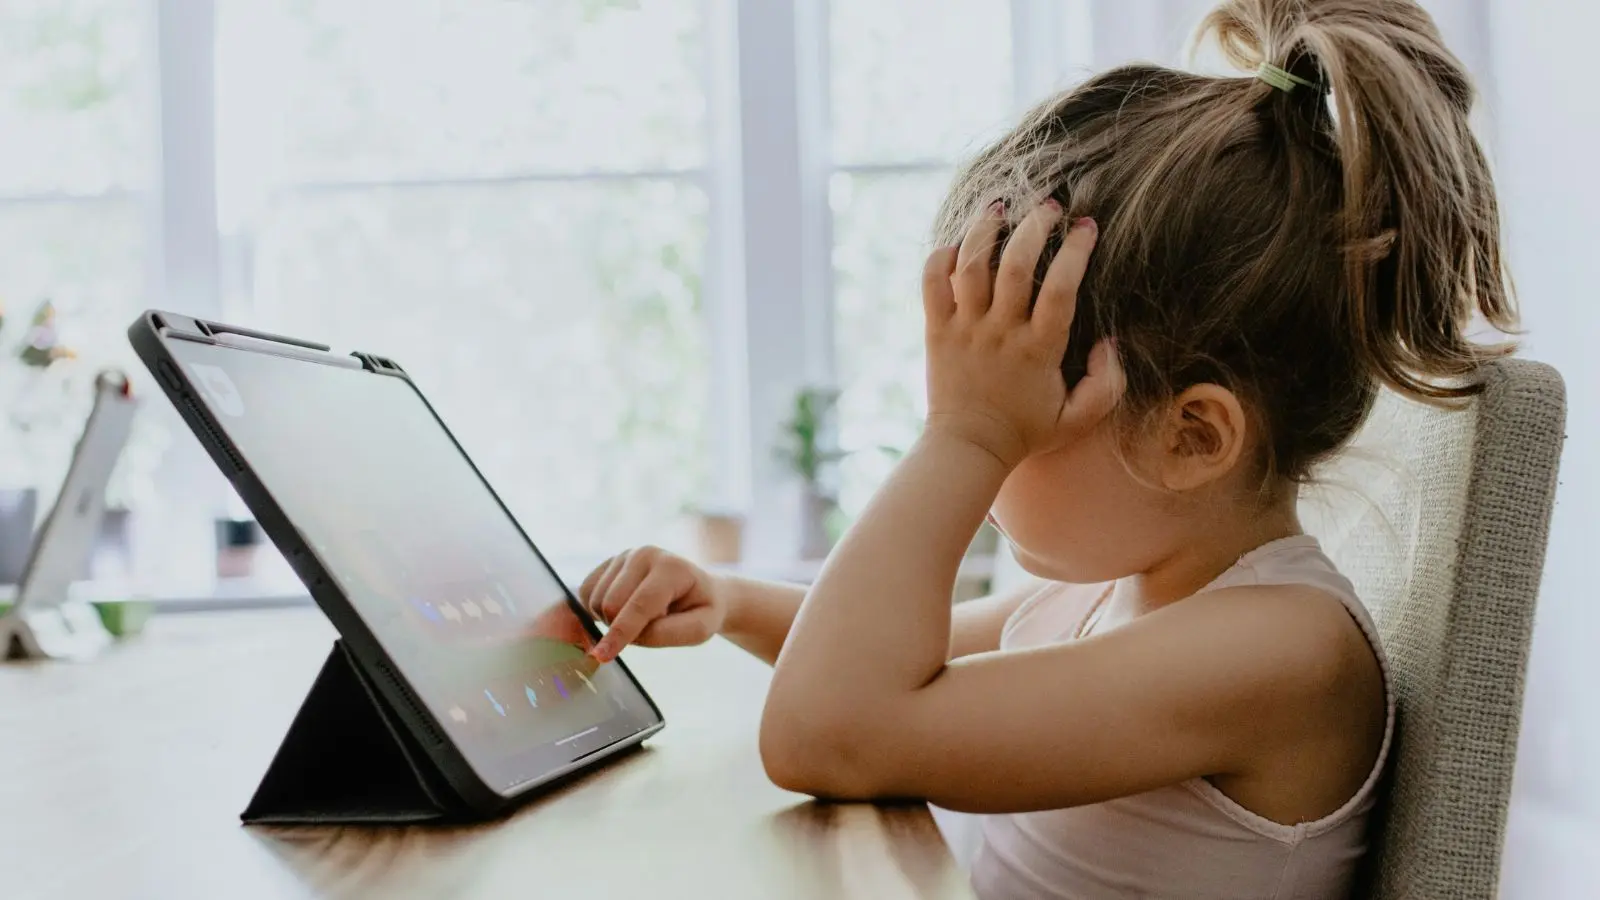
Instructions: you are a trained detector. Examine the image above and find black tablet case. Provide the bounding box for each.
[241,641,469,824]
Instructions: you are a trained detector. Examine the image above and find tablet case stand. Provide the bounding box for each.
[241,640,468,825]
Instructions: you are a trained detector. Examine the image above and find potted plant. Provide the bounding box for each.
[776,386,845,560]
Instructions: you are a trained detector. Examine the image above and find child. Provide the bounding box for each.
[580,0,1513,896]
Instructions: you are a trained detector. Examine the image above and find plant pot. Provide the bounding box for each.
[692,510,744,565]
[0,488,39,585]
[94,600,155,637]
[0,599,156,639]
[215,517,264,579]
[799,489,837,561]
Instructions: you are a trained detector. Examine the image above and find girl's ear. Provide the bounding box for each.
[1154,384,1249,491]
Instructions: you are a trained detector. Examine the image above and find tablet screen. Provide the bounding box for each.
[170,339,660,795]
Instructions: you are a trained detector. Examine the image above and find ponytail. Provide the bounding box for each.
[1200,0,1515,399]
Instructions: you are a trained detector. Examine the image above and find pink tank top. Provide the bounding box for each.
[969,535,1395,900]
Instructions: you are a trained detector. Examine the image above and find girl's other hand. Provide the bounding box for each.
[578,546,727,663]
[921,200,1122,468]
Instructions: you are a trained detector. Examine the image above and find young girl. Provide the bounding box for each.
[579,0,1513,896]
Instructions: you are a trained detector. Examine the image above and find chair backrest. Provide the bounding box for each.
[1301,358,1566,899]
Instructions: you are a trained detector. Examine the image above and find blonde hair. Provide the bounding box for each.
[934,0,1515,483]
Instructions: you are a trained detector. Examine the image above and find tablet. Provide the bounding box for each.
[128,311,664,814]
[1,371,137,659]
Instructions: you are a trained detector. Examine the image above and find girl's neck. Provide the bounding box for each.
[1113,492,1304,614]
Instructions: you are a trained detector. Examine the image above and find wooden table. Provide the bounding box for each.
[0,610,972,900]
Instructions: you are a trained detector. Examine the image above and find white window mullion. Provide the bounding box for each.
[720,0,832,563]
[137,0,229,587]
[795,0,834,387]
[150,0,221,317]
[700,0,752,517]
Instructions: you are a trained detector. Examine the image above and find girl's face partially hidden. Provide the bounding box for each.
[990,419,1190,585]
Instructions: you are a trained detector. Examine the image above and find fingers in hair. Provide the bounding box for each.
[953,200,1006,317]
[1033,217,1098,338]
[993,200,1064,322]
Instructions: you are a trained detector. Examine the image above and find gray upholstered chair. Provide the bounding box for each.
[1301,358,1566,899]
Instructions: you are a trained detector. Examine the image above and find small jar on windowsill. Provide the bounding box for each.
[690,508,745,566]
[215,517,264,579]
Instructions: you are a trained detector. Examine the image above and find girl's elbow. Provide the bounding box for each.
[758,705,878,798]
[759,742,833,797]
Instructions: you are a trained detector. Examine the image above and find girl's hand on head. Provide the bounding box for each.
[921,200,1122,469]
[577,546,727,663]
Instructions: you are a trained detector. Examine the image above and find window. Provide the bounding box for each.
[214,0,710,561]
[0,0,158,505]
[827,0,1014,514]
[1,0,1104,594]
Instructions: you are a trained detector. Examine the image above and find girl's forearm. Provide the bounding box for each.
[715,570,1025,669]
[715,574,807,665]
[767,432,1011,712]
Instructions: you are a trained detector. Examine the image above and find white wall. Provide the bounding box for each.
[1482,1,1600,894]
